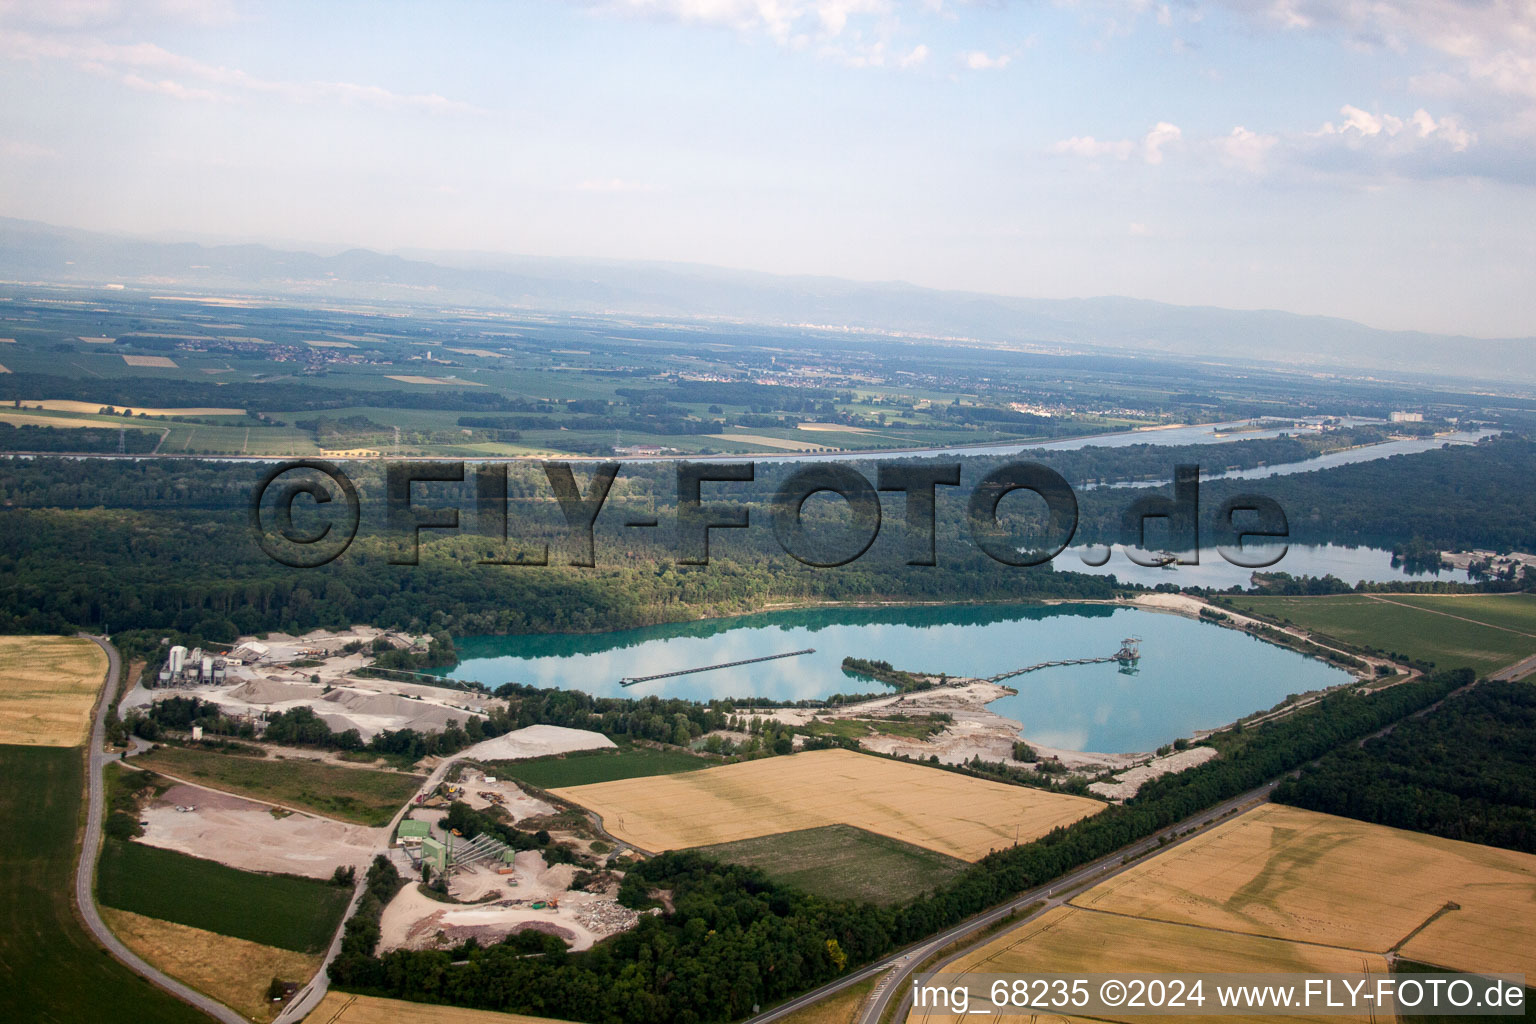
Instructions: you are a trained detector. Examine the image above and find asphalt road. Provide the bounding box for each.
[273,741,475,1024]
[75,635,243,1024]
[738,782,1280,1024]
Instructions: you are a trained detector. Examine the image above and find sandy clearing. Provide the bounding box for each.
[123,354,178,367]
[102,908,320,1023]
[1087,745,1219,800]
[312,992,579,1024]
[137,781,382,878]
[457,725,616,761]
[386,374,485,386]
[452,769,558,820]
[379,851,637,954]
[0,635,106,746]
[554,747,1102,861]
[171,671,493,740]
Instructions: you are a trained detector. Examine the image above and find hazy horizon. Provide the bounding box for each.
[2,1,1535,336]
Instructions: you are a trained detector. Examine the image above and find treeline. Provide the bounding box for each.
[1274,681,1536,853]
[841,656,935,691]
[331,856,403,978]
[329,671,1466,1023]
[0,422,160,453]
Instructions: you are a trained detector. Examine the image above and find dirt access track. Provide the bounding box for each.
[134,777,383,879]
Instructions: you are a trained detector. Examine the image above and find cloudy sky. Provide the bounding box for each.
[1,0,1533,335]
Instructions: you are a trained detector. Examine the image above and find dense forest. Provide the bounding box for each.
[1274,682,1536,853]
[0,437,1530,641]
[328,671,1467,1022]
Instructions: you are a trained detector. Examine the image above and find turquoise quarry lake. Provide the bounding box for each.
[441,603,1351,754]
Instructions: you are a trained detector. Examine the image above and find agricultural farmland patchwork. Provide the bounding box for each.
[932,904,1388,1024]
[97,838,352,954]
[0,635,107,746]
[1070,803,1536,977]
[694,824,968,905]
[311,992,579,1024]
[1222,593,1536,677]
[498,745,709,788]
[551,748,1102,861]
[100,908,319,1024]
[0,745,209,1024]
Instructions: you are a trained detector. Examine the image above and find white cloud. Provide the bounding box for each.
[1220,125,1279,171]
[1051,122,1181,163]
[1213,0,1536,106]
[1314,104,1474,152]
[961,50,1010,70]
[0,28,481,113]
[1051,135,1137,160]
[1141,120,1181,163]
[597,0,891,43]
[898,43,929,67]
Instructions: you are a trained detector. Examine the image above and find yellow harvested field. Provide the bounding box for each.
[921,905,1385,1024]
[447,347,510,358]
[0,410,162,430]
[1069,804,1536,976]
[304,339,356,348]
[552,748,1102,861]
[386,374,486,386]
[312,992,576,1024]
[102,909,320,1024]
[798,422,872,433]
[77,335,114,343]
[0,636,106,746]
[122,354,178,367]
[0,362,9,373]
[709,433,837,451]
[26,399,245,416]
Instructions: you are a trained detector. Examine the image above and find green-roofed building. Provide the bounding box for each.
[396,819,430,846]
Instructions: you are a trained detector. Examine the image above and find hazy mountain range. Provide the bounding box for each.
[2,217,1530,383]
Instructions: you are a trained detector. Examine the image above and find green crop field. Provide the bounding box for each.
[0,744,211,1024]
[498,746,710,789]
[1385,593,1536,636]
[97,839,349,954]
[692,824,968,906]
[131,745,421,826]
[1222,593,1536,676]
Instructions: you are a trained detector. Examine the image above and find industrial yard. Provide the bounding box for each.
[122,627,501,740]
[378,850,641,953]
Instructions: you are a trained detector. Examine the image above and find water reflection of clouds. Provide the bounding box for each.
[453,606,1351,754]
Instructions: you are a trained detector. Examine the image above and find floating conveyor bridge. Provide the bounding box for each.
[983,638,1141,683]
[620,648,815,687]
